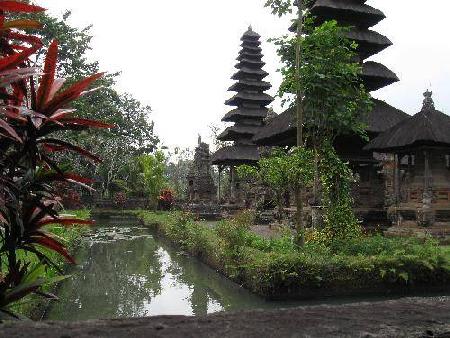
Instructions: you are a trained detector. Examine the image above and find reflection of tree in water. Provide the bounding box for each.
[162,243,266,316]
[46,228,164,320]
[47,227,269,321]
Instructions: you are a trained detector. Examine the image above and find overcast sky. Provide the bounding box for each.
[38,0,450,150]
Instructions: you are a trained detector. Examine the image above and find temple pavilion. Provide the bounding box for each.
[253,0,407,223]
[366,91,450,230]
[212,27,273,202]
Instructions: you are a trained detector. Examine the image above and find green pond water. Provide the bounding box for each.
[44,223,404,321]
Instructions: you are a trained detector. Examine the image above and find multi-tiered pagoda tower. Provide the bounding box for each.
[212,27,273,202]
[309,0,399,91]
[253,1,408,223]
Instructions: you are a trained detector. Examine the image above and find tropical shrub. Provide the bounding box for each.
[158,189,174,211]
[0,1,109,317]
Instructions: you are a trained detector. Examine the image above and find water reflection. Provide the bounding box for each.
[45,226,268,321]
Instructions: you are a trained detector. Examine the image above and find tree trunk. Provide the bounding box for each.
[294,185,305,246]
[295,0,305,244]
[277,192,284,225]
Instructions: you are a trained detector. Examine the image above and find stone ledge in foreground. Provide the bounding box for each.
[1,296,449,338]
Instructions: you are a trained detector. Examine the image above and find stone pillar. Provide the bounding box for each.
[421,149,434,226]
[230,166,236,203]
[217,167,222,202]
[394,154,401,205]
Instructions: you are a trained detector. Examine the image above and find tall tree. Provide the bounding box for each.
[264,0,372,242]
[22,10,160,196]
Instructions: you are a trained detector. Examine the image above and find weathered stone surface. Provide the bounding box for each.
[1,296,449,338]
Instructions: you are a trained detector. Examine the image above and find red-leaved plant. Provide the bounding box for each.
[0,1,111,317]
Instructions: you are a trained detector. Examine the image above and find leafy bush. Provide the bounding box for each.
[141,211,450,298]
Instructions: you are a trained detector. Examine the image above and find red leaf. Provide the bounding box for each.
[0,1,45,13]
[39,139,103,163]
[2,18,42,29]
[37,217,95,228]
[32,235,76,264]
[0,117,21,142]
[36,40,58,110]
[0,45,41,72]
[44,73,103,114]
[47,78,65,102]
[7,31,42,45]
[63,173,95,184]
[61,118,114,129]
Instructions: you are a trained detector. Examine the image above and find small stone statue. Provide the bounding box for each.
[422,90,435,111]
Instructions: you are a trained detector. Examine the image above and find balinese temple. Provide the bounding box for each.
[366,91,450,232]
[187,136,216,203]
[253,0,408,224]
[212,27,273,202]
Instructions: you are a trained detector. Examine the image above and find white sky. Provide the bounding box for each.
[38,0,450,150]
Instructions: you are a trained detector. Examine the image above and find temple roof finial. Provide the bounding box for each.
[248,25,253,31]
[422,89,435,111]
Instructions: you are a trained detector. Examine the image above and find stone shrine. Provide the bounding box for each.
[187,136,216,202]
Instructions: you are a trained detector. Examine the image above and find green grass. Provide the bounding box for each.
[139,211,450,299]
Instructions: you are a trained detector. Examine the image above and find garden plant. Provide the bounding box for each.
[0,1,110,318]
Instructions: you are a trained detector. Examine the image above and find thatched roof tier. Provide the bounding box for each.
[241,39,261,47]
[241,26,260,40]
[237,51,263,61]
[347,29,392,60]
[222,108,269,122]
[211,145,260,166]
[218,125,263,142]
[225,92,274,107]
[253,99,408,146]
[311,0,385,28]
[232,67,269,81]
[239,44,262,53]
[306,0,369,7]
[235,59,266,69]
[362,99,408,134]
[365,91,450,152]
[362,61,399,91]
[228,79,271,92]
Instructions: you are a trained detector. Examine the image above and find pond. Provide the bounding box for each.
[44,223,401,321]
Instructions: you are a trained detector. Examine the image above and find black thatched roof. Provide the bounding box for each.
[228,79,271,92]
[232,67,269,81]
[311,0,385,28]
[238,45,262,53]
[237,52,263,61]
[225,92,274,106]
[253,98,408,146]
[235,59,266,69]
[362,99,408,134]
[241,40,261,47]
[362,61,399,91]
[223,108,269,122]
[218,125,263,142]
[365,91,450,152]
[294,0,398,93]
[211,145,260,165]
[241,26,260,40]
[347,28,392,60]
